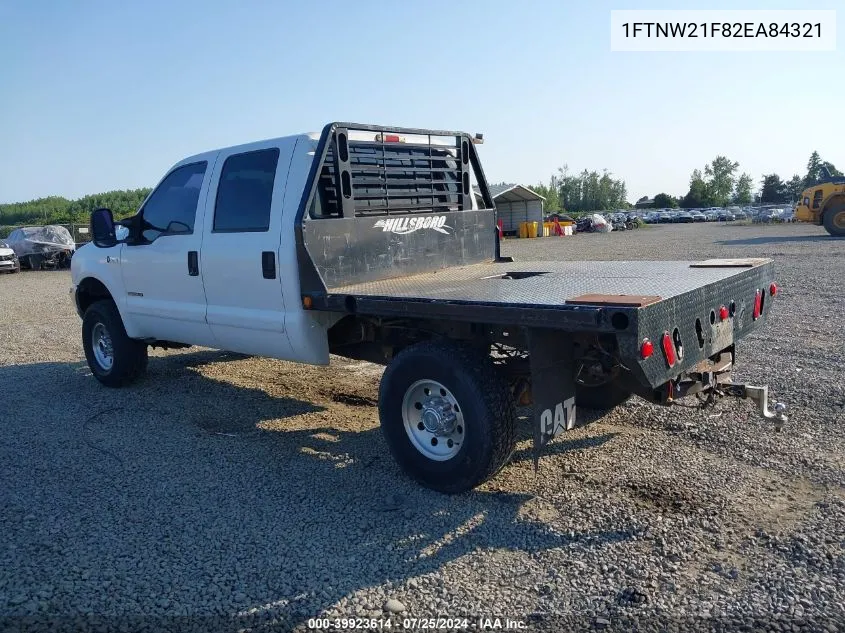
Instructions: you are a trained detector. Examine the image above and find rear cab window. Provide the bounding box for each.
[213,149,280,232]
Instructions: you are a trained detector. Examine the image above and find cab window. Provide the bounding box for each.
[812,190,823,209]
[213,149,280,232]
[140,162,207,242]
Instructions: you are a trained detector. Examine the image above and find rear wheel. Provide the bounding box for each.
[82,300,148,387]
[378,341,516,493]
[823,201,845,237]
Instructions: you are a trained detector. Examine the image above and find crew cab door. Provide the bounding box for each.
[199,140,296,358]
[120,157,219,347]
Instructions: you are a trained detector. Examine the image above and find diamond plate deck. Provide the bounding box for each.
[324,260,768,305]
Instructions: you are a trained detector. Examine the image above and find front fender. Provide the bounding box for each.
[71,243,141,338]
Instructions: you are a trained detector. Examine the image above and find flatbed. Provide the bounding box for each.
[313,257,775,390]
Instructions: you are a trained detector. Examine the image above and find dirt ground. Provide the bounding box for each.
[0,221,842,632]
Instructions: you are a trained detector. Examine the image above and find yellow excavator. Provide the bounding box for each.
[794,166,845,236]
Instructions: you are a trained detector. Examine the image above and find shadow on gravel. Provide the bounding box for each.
[510,432,618,464]
[146,348,253,371]
[0,353,636,631]
[716,235,844,246]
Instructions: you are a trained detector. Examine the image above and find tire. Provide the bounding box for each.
[82,300,148,387]
[378,340,516,494]
[822,201,845,237]
[576,380,631,411]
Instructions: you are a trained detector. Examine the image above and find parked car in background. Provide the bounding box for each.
[691,211,707,222]
[753,208,782,223]
[769,208,785,222]
[626,213,643,228]
[609,213,628,231]
[0,240,21,273]
[677,212,694,223]
[5,225,76,270]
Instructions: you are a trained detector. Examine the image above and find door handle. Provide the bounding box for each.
[261,251,276,279]
[187,251,199,276]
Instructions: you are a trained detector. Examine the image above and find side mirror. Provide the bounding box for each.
[91,208,117,248]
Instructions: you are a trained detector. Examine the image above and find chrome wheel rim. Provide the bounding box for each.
[92,323,114,371]
[401,379,465,461]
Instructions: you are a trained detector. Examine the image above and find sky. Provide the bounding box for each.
[0,0,842,204]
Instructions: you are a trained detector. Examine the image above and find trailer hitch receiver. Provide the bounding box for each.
[725,384,788,431]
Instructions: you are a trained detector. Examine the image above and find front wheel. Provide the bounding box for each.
[823,202,845,237]
[82,300,148,387]
[378,341,516,493]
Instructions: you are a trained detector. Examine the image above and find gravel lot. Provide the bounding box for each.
[1,222,843,632]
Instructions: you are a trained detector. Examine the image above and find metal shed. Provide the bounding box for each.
[478,184,545,234]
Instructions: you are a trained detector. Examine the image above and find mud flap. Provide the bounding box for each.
[528,328,577,470]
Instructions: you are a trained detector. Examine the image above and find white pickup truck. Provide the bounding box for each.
[71,123,786,493]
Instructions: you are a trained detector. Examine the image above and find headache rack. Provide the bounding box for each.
[309,125,478,219]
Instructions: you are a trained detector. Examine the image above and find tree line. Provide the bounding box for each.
[531,166,628,214]
[646,151,841,209]
[0,189,151,227]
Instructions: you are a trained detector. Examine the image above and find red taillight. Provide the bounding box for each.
[719,305,729,321]
[753,290,763,320]
[641,338,654,359]
[769,282,778,297]
[661,332,676,367]
[375,133,405,143]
